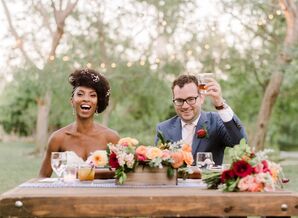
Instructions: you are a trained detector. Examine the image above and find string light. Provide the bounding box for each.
[161,20,167,26]
[139,60,145,65]
[86,63,92,68]
[155,58,160,64]
[268,14,274,20]
[204,44,210,50]
[111,62,116,68]
[100,63,105,68]
[276,10,282,15]
[49,55,55,61]
[15,39,22,46]
[127,62,132,67]
[187,50,193,56]
[62,56,69,61]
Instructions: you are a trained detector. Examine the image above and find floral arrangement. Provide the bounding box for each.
[107,137,194,184]
[86,150,108,168]
[203,139,288,192]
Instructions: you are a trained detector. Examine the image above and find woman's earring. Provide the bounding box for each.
[72,107,75,115]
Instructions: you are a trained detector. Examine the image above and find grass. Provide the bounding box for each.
[0,141,297,194]
[0,141,42,193]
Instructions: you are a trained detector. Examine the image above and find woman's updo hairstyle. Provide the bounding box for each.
[68,68,110,113]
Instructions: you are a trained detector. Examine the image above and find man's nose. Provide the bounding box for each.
[181,100,189,108]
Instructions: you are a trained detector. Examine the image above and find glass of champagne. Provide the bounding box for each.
[196,152,214,170]
[51,152,67,182]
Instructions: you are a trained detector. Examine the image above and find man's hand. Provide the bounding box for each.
[204,77,225,107]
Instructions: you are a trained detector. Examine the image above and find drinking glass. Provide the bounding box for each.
[78,164,95,181]
[197,73,214,94]
[63,165,77,183]
[196,152,214,170]
[51,152,67,182]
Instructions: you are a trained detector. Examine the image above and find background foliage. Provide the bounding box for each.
[0,0,298,148]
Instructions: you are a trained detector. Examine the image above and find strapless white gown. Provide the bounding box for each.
[66,151,85,166]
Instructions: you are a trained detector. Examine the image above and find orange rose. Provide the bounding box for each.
[136,145,148,157]
[183,151,194,166]
[182,143,192,152]
[171,151,184,168]
[147,147,163,160]
[118,137,139,147]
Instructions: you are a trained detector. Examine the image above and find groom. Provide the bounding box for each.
[155,74,247,165]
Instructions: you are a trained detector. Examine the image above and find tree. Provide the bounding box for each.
[1,0,78,154]
[251,0,298,150]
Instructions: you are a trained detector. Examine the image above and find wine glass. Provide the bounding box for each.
[196,152,214,170]
[51,152,67,182]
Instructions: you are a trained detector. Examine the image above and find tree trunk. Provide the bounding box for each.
[34,91,51,154]
[251,73,283,150]
[252,0,298,151]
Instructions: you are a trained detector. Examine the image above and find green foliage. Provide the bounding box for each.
[0,67,39,135]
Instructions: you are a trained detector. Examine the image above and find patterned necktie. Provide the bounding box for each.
[183,123,195,146]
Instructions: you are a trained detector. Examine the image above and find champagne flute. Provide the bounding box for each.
[196,152,214,170]
[51,152,67,182]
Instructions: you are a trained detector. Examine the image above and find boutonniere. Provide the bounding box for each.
[196,124,208,138]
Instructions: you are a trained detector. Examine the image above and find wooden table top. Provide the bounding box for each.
[1,178,298,217]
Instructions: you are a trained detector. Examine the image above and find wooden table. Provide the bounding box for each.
[0,178,298,217]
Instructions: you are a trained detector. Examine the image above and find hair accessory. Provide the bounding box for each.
[106,89,111,97]
[68,75,75,83]
[82,68,89,74]
[91,73,100,82]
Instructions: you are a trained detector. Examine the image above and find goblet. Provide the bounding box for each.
[51,152,67,182]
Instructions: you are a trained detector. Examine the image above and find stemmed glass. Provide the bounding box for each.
[196,152,214,170]
[51,152,67,182]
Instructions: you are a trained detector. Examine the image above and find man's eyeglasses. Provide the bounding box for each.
[172,96,199,106]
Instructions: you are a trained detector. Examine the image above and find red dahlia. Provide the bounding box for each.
[109,152,120,168]
[232,160,253,178]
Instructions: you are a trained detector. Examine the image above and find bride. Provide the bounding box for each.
[39,68,120,177]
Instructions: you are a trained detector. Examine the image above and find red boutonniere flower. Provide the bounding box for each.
[196,125,208,138]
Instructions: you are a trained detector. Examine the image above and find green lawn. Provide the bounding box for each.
[0,141,297,193]
[0,141,42,193]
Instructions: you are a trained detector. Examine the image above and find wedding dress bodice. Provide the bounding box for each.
[66,151,85,166]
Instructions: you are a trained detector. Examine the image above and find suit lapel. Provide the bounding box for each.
[169,116,182,142]
[192,112,208,155]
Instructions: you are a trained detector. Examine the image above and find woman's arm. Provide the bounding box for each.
[38,133,61,177]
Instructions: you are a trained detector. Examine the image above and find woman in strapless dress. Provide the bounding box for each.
[39,68,120,177]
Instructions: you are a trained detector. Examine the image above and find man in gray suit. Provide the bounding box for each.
[155,74,246,165]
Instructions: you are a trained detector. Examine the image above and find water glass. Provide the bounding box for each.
[63,165,77,183]
[196,152,214,170]
[51,152,67,182]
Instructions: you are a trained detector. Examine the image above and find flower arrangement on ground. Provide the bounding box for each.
[107,137,194,184]
[203,139,287,192]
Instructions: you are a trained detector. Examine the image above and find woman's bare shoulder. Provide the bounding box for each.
[94,123,120,143]
[48,124,74,144]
